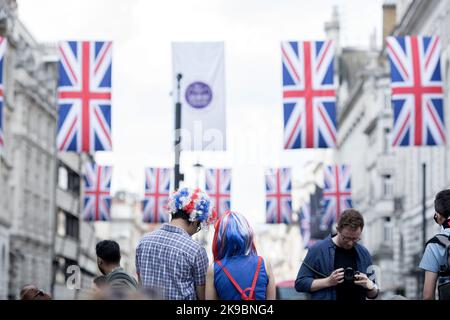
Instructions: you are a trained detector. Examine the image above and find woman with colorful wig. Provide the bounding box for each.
[205,211,276,300]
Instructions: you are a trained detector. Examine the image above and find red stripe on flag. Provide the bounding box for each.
[60,116,78,151]
[94,42,112,75]
[392,112,411,146]
[282,45,301,83]
[82,42,91,152]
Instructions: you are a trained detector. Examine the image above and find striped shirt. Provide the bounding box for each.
[136,223,208,300]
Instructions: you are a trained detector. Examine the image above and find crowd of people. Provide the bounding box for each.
[20,187,450,300]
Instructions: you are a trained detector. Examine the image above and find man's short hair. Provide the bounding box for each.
[171,209,191,221]
[96,240,121,264]
[434,189,450,219]
[337,209,364,231]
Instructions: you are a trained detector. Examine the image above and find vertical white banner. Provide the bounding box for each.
[172,42,226,151]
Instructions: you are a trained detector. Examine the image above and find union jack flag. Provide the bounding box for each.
[205,168,231,217]
[387,36,445,146]
[83,162,112,221]
[299,203,316,249]
[321,165,352,229]
[143,168,172,223]
[0,37,6,154]
[57,41,112,152]
[282,41,336,149]
[265,168,292,224]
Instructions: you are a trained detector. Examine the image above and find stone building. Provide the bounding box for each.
[0,0,58,299]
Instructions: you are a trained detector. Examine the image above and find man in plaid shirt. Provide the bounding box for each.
[136,188,217,300]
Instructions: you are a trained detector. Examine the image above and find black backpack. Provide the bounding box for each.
[426,233,450,277]
[426,233,450,300]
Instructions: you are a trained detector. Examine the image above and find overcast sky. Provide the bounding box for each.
[18,0,382,224]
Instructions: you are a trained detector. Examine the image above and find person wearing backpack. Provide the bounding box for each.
[419,189,450,300]
[205,211,276,300]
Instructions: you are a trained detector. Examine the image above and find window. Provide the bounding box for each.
[383,128,391,154]
[68,170,80,195]
[58,164,80,195]
[58,166,68,190]
[65,214,79,239]
[382,174,393,198]
[384,216,393,242]
[57,210,66,237]
[55,257,66,284]
[57,209,79,239]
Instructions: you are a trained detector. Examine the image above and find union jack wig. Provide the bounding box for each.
[167,187,217,225]
[212,211,257,261]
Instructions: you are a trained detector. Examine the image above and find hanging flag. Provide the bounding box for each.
[299,203,315,249]
[309,184,330,240]
[387,36,444,146]
[309,184,324,219]
[57,41,112,152]
[143,168,172,223]
[282,41,336,149]
[205,168,231,217]
[83,162,112,221]
[322,165,352,230]
[0,37,6,154]
[172,42,226,151]
[265,168,292,224]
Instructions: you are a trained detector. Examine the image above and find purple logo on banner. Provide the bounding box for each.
[185,81,212,109]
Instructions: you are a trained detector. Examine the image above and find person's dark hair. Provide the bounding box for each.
[171,209,192,221]
[20,285,52,300]
[96,240,121,264]
[337,209,364,231]
[434,189,450,219]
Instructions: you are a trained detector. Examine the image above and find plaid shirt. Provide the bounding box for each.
[136,224,209,300]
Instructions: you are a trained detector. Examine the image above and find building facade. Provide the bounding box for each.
[53,153,99,299]
[0,0,58,298]
[337,0,450,298]
[0,0,15,300]
[0,0,101,300]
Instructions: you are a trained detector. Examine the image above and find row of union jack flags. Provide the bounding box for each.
[0,37,445,154]
[265,165,352,225]
[82,163,352,226]
[142,168,232,223]
[143,168,231,223]
[82,166,233,222]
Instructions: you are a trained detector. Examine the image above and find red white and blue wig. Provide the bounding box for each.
[167,187,217,226]
[212,211,257,261]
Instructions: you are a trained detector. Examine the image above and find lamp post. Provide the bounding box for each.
[174,73,184,190]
